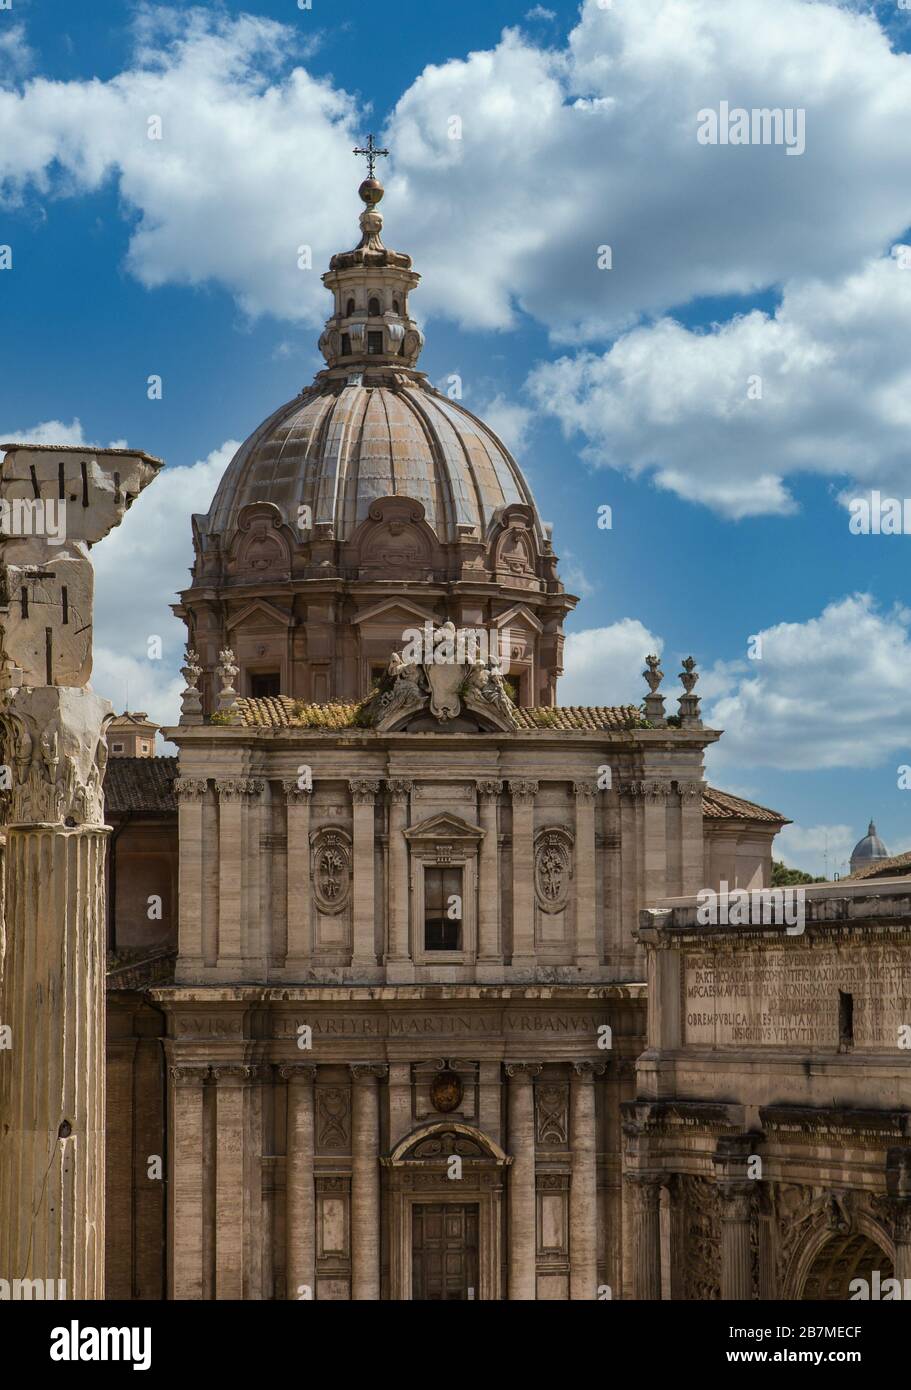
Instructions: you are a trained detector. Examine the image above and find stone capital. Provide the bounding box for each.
[718,1182,755,1222]
[349,779,380,805]
[677,779,704,802]
[0,685,113,829]
[282,778,313,802]
[215,777,263,802]
[505,1061,543,1081]
[508,779,538,803]
[211,1063,256,1085]
[386,778,413,801]
[174,777,208,803]
[169,1063,211,1086]
[572,781,597,801]
[476,778,504,799]
[571,1060,608,1081]
[349,1062,388,1082]
[279,1063,318,1084]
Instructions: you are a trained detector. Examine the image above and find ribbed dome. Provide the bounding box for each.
[850,819,889,871]
[206,379,542,547]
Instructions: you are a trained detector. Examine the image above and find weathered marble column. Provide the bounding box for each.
[386,779,412,965]
[719,1184,754,1300]
[506,1061,541,1299]
[894,1203,911,1286]
[628,1173,663,1300]
[641,780,671,903]
[281,1063,317,1300]
[349,781,380,971]
[476,779,503,969]
[570,1061,603,1299]
[350,1063,387,1299]
[283,780,313,973]
[509,781,538,969]
[573,782,599,969]
[168,1062,210,1300]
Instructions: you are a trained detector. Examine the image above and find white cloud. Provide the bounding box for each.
[527,248,911,518]
[91,440,240,730]
[471,393,533,457]
[524,6,557,21]
[2,418,101,448]
[705,593,911,772]
[1,0,909,344]
[775,821,856,878]
[559,619,662,706]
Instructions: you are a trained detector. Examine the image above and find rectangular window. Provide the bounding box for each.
[250,671,281,698]
[424,866,463,951]
[367,331,384,355]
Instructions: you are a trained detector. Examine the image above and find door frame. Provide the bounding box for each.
[382,1122,511,1301]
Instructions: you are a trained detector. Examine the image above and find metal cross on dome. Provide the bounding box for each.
[353,133,389,180]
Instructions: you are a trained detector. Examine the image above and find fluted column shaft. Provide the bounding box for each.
[350,1063,386,1299]
[0,823,108,1298]
[631,1175,663,1300]
[507,1061,541,1299]
[175,778,208,972]
[282,1064,316,1300]
[720,1186,754,1300]
[569,1061,602,1298]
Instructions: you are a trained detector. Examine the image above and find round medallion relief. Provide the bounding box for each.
[430,1069,463,1113]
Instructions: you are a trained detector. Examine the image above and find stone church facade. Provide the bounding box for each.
[102,169,802,1302]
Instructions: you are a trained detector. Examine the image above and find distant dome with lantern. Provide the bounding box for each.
[179,146,576,711]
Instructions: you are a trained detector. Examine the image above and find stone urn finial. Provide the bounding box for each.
[642,653,666,727]
[179,646,204,726]
[216,648,240,717]
[678,656,701,727]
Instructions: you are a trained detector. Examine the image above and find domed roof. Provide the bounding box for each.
[850,819,890,870]
[205,379,542,547]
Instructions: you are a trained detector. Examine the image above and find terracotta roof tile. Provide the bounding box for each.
[702,786,790,825]
[231,696,647,731]
[104,756,178,815]
[845,849,911,881]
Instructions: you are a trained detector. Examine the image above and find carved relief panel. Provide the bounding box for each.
[534,826,574,952]
[310,827,352,955]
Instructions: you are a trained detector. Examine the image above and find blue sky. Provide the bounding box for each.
[3,0,911,875]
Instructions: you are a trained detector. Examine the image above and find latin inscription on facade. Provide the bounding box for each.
[683,944,911,1047]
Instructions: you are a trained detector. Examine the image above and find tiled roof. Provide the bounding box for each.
[845,849,911,881]
[702,786,790,825]
[231,696,647,732]
[104,756,178,815]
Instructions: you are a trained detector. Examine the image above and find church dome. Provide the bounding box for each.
[205,379,542,548]
[849,819,889,873]
[180,156,574,710]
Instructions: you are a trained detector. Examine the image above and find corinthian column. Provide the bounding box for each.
[350,1063,387,1299]
[168,1063,210,1300]
[0,444,159,1300]
[174,777,208,978]
[349,781,380,972]
[476,779,503,972]
[570,1061,605,1299]
[281,1063,317,1300]
[506,1061,541,1299]
[509,781,538,969]
[719,1184,754,1300]
[628,1173,663,1300]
